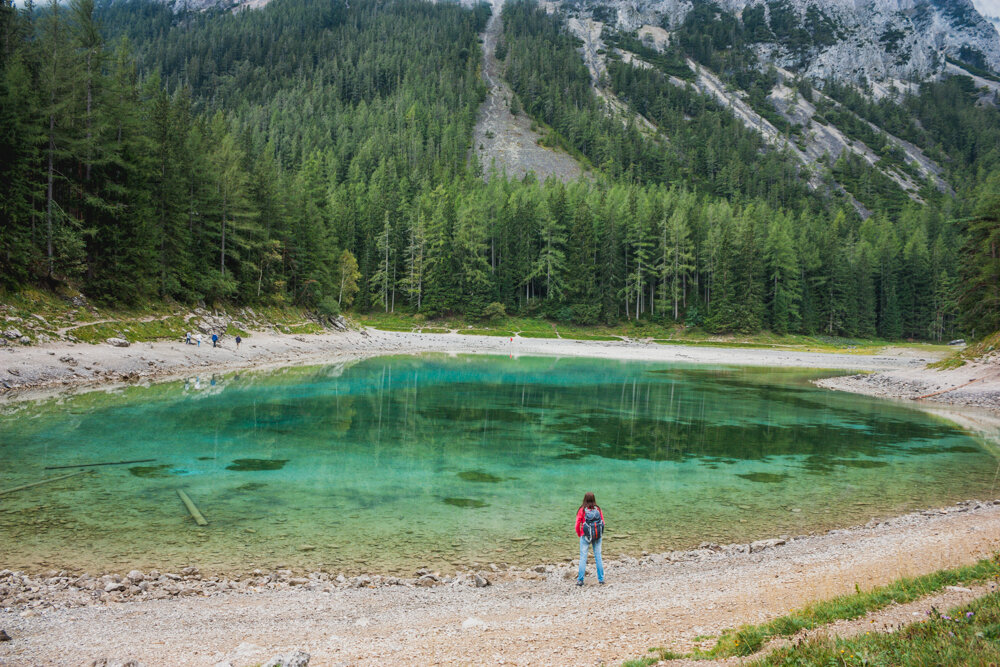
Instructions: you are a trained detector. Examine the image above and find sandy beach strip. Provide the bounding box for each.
[0,327,938,402]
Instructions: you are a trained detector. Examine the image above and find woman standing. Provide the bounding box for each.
[575,491,605,586]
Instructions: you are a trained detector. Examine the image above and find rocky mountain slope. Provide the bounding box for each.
[576,0,1000,82]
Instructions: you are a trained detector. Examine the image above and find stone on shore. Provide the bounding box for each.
[262,651,310,667]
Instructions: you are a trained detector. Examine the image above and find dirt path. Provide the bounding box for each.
[3,502,999,666]
[54,313,190,336]
[470,0,584,182]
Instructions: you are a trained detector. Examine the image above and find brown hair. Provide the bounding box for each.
[582,491,597,509]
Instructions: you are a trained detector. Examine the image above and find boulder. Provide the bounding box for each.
[473,573,490,588]
[17,336,29,345]
[106,337,130,348]
[262,651,310,667]
[0,629,10,642]
[749,538,786,553]
[3,329,22,340]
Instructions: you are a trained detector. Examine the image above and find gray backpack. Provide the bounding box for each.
[582,506,604,543]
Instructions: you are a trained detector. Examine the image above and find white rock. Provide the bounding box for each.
[355,617,370,627]
[106,337,130,348]
[462,617,487,630]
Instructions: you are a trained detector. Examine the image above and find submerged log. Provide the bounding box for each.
[44,458,156,471]
[177,489,208,526]
[0,470,89,496]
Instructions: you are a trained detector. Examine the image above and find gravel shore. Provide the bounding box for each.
[817,357,1000,413]
[2,500,999,666]
[0,327,934,401]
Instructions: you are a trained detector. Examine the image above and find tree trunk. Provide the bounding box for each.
[46,113,55,278]
[220,195,227,277]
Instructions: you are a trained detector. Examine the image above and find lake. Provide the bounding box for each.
[0,354,996,575]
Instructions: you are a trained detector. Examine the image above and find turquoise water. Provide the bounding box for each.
[0,354,996,575]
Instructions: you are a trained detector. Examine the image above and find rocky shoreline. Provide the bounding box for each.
[817,358,1000,413]
[4,498,997,614]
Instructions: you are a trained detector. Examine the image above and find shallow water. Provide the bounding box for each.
[0,354,996,575]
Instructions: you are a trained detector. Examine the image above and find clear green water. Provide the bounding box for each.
[0,354,996,575]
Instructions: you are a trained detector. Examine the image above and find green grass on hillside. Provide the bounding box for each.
[754,590,1000,666]
[623,554,1000,665]
[0,288,326,344]
[929,331,998,370]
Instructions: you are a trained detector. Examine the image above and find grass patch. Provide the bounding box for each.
[929,331,998,370]
[71,316,189,344]
[622,649,685,667]
[697,555,1000,658]
[518,330,560,339]
[560,333,621,341]
[278,322,323,335]
[754,590,1000,666]
[457,329,514,337]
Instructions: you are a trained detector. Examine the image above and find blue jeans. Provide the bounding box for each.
[578,536,604,583]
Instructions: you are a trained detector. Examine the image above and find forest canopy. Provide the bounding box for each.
[1,0,998,340]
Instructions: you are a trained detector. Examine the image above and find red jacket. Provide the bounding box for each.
[575,505,604,537]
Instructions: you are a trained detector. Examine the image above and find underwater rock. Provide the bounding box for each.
[225,459,288,472]
[457,470,504,483]
[737,472,789,484]
[128,465,173,478]
[443,497,487,509]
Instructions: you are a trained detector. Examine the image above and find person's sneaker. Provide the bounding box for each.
[599,581,605,585]
[575,580,584,586]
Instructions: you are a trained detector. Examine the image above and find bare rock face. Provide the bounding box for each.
[105,337,130,348]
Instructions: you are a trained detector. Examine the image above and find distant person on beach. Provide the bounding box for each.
[575,491,605,586]
[212,333,218,348]
[185,332,192,345]
[196,333,202,347]
[236,335,242,350]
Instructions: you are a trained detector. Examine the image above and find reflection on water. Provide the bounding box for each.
[0,354,996,575]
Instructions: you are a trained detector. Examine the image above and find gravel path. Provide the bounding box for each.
[3,501,1000,666]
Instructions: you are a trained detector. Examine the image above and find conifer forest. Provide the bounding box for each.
[2,0,1000,340]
